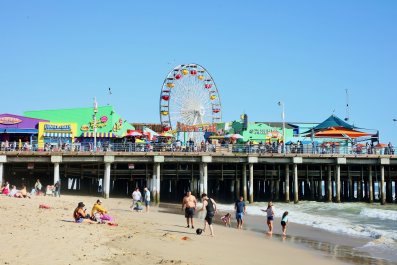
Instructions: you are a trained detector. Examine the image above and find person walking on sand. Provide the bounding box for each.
[199,193,217,236]
[261,201,275,234]
[281,211,289,236]
[182,191,197,229]
[235,196,246,229]
[144,187,151,212]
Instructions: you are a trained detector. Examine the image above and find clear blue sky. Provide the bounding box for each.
[1,1,396,143]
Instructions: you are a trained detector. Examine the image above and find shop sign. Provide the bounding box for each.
[112,118,123,132]
[128,164,135,169]
[177,122,216,132]
[44,124,71,131]
[27,163,34,170]
[0,117,22,125]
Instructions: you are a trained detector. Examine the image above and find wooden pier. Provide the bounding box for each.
[0,152,396,204]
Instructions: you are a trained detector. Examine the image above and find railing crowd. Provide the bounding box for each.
[0,140,395,155]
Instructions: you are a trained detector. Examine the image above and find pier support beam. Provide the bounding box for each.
[152,163,161,203]
[335,158,345,203]
[103,156,114,199]
[318,166,323,201]
[348,166,353,200]
[104,163,111,198]
[0,163,3,187]
[381,165,385,205]
[380,158,390,205]
[249,163,254,203]
[336,165,341,203]
[242,164,247,201]
[248,157,257,203]
[153,156,164,203]
[201,156,211,196]
[51,156,62,186]
[293,164,298,204]
[0,155,5,187]
[292,157,302,204]
[368,166,373,203]
[327,166,332,202]
[285,164,290,203]
[235,178,241,199]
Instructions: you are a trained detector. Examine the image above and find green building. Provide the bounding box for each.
[24,106,134,145]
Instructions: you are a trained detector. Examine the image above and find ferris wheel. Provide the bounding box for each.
[160,64,222,132]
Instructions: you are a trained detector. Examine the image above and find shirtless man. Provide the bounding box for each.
[182,191,197,229]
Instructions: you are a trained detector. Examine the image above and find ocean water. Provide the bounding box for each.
[217,201,397,261]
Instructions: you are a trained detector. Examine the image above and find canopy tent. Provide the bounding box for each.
[303,115,354,134]
[304,127,371,139]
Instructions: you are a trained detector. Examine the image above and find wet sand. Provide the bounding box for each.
[159,203,395,265]
[0,194,358,265]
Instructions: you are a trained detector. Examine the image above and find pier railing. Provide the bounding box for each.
[0,141,395,156]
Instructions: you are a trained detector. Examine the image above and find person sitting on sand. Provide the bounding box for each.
[8,185,18,197]
[281,211,289,236]
[73,202,97,224]
[91,199,115,223]
[1,181,10,195]
[221,213,231,227]
[20,185,31,198]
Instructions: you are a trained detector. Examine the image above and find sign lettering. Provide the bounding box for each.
[0,117,22,125]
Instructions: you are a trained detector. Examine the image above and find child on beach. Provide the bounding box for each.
[221,213,231,227]
[281,211,289,236]
[261,201,275,234]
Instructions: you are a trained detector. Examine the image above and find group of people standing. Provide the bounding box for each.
[181,191,289,237]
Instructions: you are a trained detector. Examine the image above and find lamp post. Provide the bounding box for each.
[278,101,286,154]
[93,97,98,152]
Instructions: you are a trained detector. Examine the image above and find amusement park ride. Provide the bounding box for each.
[159,64,222,142]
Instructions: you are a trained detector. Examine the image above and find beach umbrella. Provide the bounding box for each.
[376,143,388,148]
[160,132,174,137]
[127,131,142,137]
[225,134,244,139]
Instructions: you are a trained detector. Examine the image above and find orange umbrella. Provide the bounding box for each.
[376,143,388,148]
[307,127,370,139]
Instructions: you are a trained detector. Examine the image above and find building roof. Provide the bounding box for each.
[0,113,48,130]
[24,106,134,137]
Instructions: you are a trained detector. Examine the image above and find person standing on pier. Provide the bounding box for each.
[182,191,197,228]
[199,193,217,237]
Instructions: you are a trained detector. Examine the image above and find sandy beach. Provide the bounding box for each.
[0,194,356,265]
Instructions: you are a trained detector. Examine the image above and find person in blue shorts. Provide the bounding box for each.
[234,196,246,229]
